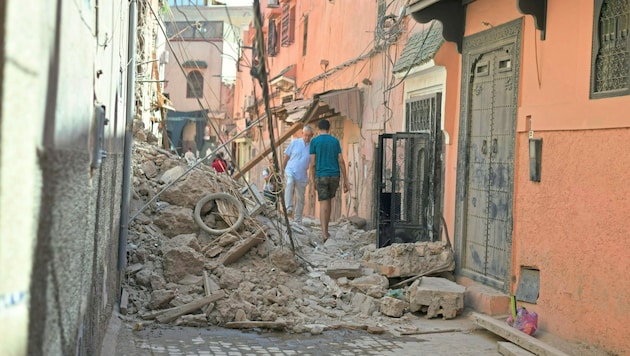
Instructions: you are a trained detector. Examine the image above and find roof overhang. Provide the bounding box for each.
[409,0,546,52]
[276,87,364,126]
[270,76,296,91]
[270,65,297,91]
[409,0,467,53]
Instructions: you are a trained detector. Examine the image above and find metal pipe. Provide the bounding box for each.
[118,0,137,271]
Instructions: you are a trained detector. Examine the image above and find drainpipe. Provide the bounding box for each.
[118,0,137,271]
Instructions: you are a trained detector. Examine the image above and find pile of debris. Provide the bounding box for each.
[123,139,463,334]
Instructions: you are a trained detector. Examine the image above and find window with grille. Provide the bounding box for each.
[186,70,204,98]
[406,93,441,133]
[281,3,295,46]
[590,0,630,99]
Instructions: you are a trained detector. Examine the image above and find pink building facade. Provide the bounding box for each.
[234,1,629,353]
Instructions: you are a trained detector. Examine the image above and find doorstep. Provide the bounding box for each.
[456,276,510,317]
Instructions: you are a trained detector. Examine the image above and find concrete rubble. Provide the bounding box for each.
[123,138,466,335]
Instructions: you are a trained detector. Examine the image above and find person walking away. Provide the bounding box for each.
[282,125,314,223]
[211,152,227,173]
[309,119,349,243]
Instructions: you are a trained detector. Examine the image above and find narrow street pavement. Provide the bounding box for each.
[104,310,505,355]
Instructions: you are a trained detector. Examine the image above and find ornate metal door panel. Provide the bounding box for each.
[376,133,432,247]
[456,19,522,292]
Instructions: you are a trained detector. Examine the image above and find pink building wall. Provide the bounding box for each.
[164,40,224,112]
[233,0,630,352]
[452,1,630,353]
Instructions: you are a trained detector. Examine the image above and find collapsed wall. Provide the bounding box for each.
[123,138,462,334]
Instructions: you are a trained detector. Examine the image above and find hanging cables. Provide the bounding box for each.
[251,0,297,253]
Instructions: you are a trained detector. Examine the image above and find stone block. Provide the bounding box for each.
[362,241,454,278]
[380,296,408,318]
[406,277,465,320]
[326,261,363,279]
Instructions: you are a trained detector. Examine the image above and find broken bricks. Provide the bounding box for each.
[126,140,470,332]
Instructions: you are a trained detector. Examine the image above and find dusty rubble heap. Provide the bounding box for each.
[124,139,462,334]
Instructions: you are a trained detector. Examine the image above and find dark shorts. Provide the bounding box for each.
[315,176,340,201]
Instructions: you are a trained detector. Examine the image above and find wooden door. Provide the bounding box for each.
[457,19,522,292]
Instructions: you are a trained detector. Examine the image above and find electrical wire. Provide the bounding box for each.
[146,0,248,166]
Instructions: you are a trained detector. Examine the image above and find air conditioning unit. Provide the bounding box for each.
[268,0,280,8]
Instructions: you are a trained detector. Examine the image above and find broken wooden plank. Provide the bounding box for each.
[141,308,170,320]
[498,341,536,356]
[390,262,454,289]
[156,290,225,324]
[232,122,306,180]
[119,289,129,315]
[203,271,220,294]
[329,323,368,331]
[224,321,288,330]
[202,270,220,317]
[472,313,570,356]
[219,230,266,265]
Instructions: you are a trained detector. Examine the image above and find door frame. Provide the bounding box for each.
[454,18,523,292]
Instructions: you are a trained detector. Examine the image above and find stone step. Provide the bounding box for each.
[456,276,510,316]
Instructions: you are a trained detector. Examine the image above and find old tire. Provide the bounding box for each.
[194,193,245,235]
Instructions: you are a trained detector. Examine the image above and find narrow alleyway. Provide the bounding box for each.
[105,310,504,355]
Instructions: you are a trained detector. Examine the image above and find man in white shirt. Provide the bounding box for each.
[281,125,314,223]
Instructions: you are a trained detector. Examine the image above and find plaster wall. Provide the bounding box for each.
[1,0,131,354]
[459,1,630,353]
[0,0,52,353]
[432,41,462,247]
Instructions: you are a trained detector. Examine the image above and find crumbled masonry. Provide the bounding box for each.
[124,133,461,334]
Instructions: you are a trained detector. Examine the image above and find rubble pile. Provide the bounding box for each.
[123,139,461,334]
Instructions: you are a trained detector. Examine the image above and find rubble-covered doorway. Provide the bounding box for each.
[376,132,434,248]
[455,19,521,292]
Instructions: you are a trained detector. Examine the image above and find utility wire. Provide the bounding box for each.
[251,0,296,253]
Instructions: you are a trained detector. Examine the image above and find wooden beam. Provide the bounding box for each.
[156,290,225,324]
[232,122,304,180]
[497,341,536,356]
[472,313,570,356]
[232,101,329,180]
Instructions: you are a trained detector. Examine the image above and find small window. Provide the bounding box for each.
[186,70,204,98]
[302,15,308,57]
[268,0,280,8]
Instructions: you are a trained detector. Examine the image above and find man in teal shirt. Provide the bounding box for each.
[309,119,349,243]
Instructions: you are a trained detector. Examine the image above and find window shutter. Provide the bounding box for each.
[281,3,295,46]
[268,19,278,57]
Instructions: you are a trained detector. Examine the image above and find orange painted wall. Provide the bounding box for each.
[256,0,411,223]
[460,1,630,353]
[433,41,461,248]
